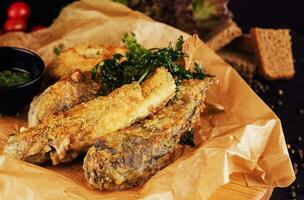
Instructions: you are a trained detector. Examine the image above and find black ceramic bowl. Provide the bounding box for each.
[0,47,45,114]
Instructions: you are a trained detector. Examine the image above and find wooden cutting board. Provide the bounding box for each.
[210,173,273,200]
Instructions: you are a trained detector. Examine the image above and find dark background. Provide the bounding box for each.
[0,0,74,31]
[229,0,304,34]
[1,1,303,199]
[0,0,303,34]
[230,1,304,199]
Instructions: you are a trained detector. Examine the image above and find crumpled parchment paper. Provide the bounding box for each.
[0,0,295,199]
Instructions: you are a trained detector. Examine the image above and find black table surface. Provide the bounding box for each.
[229,2,304,199]
[250,30,303,200]
[1,1,303,199]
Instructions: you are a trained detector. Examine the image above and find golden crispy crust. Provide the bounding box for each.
[4,68,176,165]
[182,34,201,71]
[28,70,101,127]
[83,79,210,191]
[47,44,126,79]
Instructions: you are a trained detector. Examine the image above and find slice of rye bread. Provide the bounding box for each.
[250,28,295,80]
[217,48,257,79]
[230,34,254,54]
[205,19,242,51]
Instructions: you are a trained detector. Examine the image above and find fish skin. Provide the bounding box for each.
[28,70,101,127]
[83,78,210,191]
[4,68,176,165]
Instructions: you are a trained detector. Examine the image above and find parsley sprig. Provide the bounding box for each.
[92,32,213,95]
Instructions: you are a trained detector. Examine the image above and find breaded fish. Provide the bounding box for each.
[83,79,209,191]
[4,68,176,165]
[28,70,101,127]
[47,44,126,79]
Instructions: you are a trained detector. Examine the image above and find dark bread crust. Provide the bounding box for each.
[217,48,256,79]
[230,34,254,54]
[205,19,242,51]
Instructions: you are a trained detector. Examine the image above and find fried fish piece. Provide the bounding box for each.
[83,79,210,191]
[47,44,126,79]
[28,70,101,127]
[4,68,176,165]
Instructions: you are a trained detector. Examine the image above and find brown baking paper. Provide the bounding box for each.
[0,0,295,199]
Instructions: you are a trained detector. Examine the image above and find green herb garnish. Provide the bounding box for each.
[92,32,212,95]
[180,128,195,147]
[191,0,217,21]
[0,69,31,87]
[53,44,64,56]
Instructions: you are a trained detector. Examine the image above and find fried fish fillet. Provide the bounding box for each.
[28,70,101,127]
[4,68,176,165]
[47,44,126,79]
[83,79,209,191]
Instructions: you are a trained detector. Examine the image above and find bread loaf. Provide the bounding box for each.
[250,28,294,80]
[205,19,242,51]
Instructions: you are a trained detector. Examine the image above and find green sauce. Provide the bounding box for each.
[0,69,31,87]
